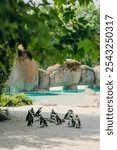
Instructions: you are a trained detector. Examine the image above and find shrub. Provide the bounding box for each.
[0,93,32,107]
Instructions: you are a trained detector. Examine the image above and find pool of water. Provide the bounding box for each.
[24,92,59,96]
[91,87,100,93]
[24,87,100,97]
[24,89,85,97]
[5,87,100,97]
[50,89,85,93]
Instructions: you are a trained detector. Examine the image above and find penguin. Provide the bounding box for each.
[30,107,35,116]
[56,114,62,125]
[74,115,81,128]
[64,111,69,120]
[64,109,74,120]
[35,107,42,117]
[50,109,57,122]
[65,110,76,127]
[26,110,34,126]
[38,114,48,128]
[50,109,62,125]
[67,114,75,127]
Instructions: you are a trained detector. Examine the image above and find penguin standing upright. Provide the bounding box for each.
[26,110,34,126]
[30,107,35,116]
[65,110,76,127]
[35,107,42,117]
[74,115,81,128]
[67,114,75,127]
[64,110,74,120]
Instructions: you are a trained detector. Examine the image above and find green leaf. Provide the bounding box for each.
[54,0,65,6]
[79,0,93,5]
[78,39,98,51]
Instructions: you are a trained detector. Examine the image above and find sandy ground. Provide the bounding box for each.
[0,93,100,150]
[29,92,100,107]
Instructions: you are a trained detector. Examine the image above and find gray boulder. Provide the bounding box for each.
[94,65,100,87]
[79,65,95,86]
[47,59,81,89]
[7,59,38,92]
[38,69,50,90]
[47,64,64,87]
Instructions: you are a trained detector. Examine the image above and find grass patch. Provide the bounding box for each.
[0,93,32,107]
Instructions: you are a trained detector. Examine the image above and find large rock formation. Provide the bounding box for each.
[47,59,81,90]
[79,65,95,86]
[7,59,38,92]
[6,57,100,92]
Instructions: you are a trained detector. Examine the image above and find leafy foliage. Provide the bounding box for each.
[0,0,51,95]
[51,2,100,66]
[0,0,99,95]
[0,93,32,107]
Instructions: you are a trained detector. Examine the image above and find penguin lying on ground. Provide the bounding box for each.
[50,109,56,122]
[50,109,62,125]
[0,109,10,121]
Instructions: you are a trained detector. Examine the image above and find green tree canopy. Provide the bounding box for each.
[50,1,100,66]
[0,0,99,95]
